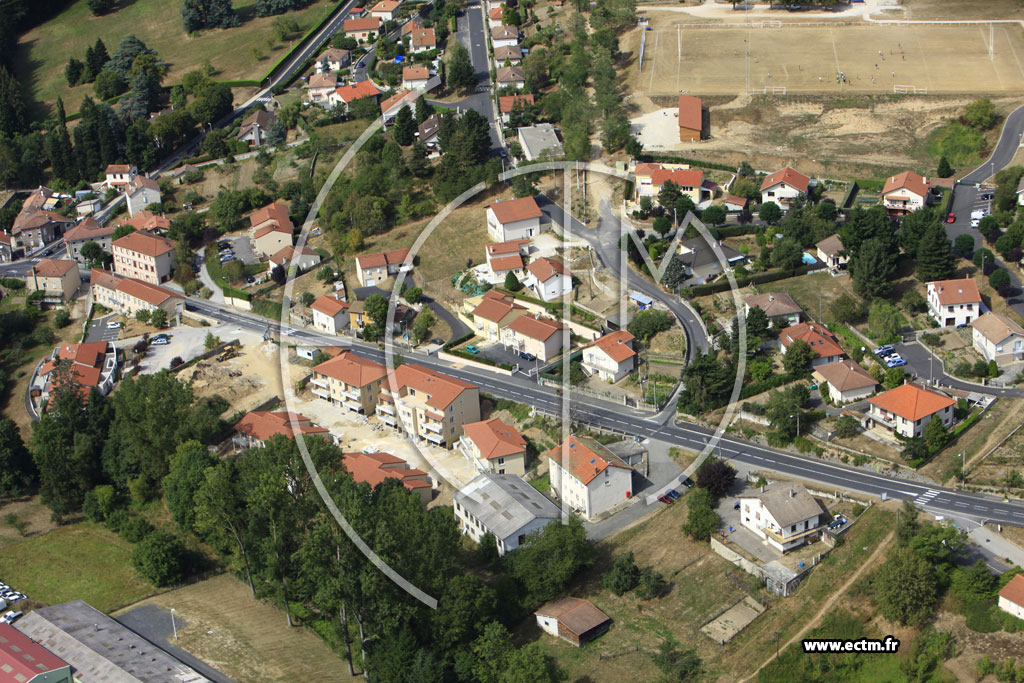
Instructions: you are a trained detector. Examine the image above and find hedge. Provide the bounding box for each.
[636,153,736,173]
[0,277,25,289]
[854,177,885,193]
[216,80,261,88]
[443,331,475,351]
[252,298,283,319]
[716,224,759,238]
[495,288,601,330]
[686,264,814,296]
[840,180,859,210]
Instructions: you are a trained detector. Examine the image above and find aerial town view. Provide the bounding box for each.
[6,0,1024,680]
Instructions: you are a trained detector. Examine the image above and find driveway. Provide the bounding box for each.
[126,326,221,375]
[353,286,471,344]
[85,314,122,344]
[115,604,234,683]
[894,340,1024,398]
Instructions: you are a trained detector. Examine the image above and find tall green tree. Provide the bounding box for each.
[915,223,956,282]
[0,66,27,137]
[181,0,240,32]
[875,547,939,626]
[851,237,898,300]
[85,38,110,81]
[392,105,415,146]
[194,458,257,593]
[447,43,476,92]
[162,439,216,531]
[506,517,593,607]
[0,417,35,497]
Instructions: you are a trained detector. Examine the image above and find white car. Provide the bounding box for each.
[0,610,21,624]
[106,320,121,330]
[971,218,980,228]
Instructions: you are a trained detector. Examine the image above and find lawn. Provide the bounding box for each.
[13,0,339,118]
[0,521,154,612]
[112,573,355,681]
[768,271,855,324]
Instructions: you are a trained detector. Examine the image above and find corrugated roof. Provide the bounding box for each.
[454,473,560,540]
[678,94,702,131]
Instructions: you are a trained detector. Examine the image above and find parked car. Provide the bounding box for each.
[0,611,22,624]
[246,276,256,284]
[946,212,956,224]
[466,345,480,354]
[151,337,170,346]
[980,192,995,200]
[886,356,907,368]
[519,352,536,361]
[681,477,694,488]
[657,494,674,504]
[431,337,444,345]
[733,501,741,510]
[665,489,680,499]
[873,344,895,357]
[971,218,981,228]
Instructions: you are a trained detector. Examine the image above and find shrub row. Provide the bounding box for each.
[635,153,736,173]
[686,264,815,296]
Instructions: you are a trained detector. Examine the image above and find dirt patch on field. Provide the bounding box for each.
[0,496,62,548]
[184,341,285,413]
[934,611,1024,673]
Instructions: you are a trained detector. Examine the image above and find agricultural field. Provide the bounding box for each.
[13,0,338,118]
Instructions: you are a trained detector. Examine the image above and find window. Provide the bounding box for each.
[497,458,504,465]
[791,525,796,532]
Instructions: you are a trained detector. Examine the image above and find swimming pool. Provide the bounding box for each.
[801,252,817,265]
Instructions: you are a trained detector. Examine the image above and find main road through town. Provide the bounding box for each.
[186,297,1024,529]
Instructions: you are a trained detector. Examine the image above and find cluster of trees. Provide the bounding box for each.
[64,38,110,87]
[601,551,665,600]
[182,0,240,33]
[681,458,735,541]
[255,0,315,19]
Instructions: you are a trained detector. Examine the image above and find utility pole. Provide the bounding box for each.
[171,609,178,641]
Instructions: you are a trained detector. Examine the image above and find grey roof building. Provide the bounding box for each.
[15,601,210,683]
[517,124,564,161]
[677,236,746,285]
[454,473,561,555]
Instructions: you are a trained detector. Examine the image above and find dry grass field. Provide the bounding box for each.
[627,18,1024,96]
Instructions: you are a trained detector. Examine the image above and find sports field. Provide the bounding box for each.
[630,20,1024,95]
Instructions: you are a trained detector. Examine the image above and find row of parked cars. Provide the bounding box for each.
[873,344,906,368]
[1,581,27,624]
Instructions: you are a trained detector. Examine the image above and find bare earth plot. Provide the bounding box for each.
[628,20,1024,96]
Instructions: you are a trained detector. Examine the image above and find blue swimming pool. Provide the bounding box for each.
[801,252,817,265]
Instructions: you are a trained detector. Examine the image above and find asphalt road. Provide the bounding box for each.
[534,193,709,364]
[115,605,235,683]
[894,340,1024,397]
[185,297,1024,529]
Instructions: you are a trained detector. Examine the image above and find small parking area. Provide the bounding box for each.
[125,325,228,375]
[85,314,122,344]
[219,236,257,267]
[475,340,526,370]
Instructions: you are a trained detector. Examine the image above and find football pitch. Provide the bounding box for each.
[631,21,1024,95]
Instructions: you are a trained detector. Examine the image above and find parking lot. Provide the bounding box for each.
[124,323,254,375]
[0,579,28,623]
[475,340,528,371]
[219,236,257,267]
[85,314,123,344]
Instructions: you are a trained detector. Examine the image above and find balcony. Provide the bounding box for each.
[342,387,361,401]
[867,409,899,432]
[377,410,397,426]
[311,376,328,389]
[312,386,331,400]
[762,524,821,546]
[343,398,362,413]
[424,431,445,445]
[377,402,394,415]
[423,420,443,434]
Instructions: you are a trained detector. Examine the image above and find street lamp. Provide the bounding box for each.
[790,413,800,437]
[170,608,178,641]
[222,275,232,307]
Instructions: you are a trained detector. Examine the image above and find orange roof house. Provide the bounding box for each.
[779,322,844,362]
[342,451,432,502]
[463,418,526,461]
[234,410,329,447]
[868,383,955,423]
[345,16,381,35]
[314,350,387,388]
[547,435,631,487]
[760,167,810,193]
[999,574,1024,618]
[585,330,637,364]
[487,196,542,224]
[678,94,703,142]
[882,170,928,198]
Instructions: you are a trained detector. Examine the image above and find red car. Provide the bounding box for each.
[946,213,956,224]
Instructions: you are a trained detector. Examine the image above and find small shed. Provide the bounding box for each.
[630,292,654,310]
[535,597,611,647]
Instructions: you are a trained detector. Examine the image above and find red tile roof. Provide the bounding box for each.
[813,360,877,392]
[651,167,704,189]
[105,164,133,175]
[488,254,524,272]
[249,202,293,231]
[235,411,329,442]
[0,623,69,681]
[678,94,702,131]
[526,256,568,283]
[342,451,431,492]
[314,350,386,387]
[999,574,1024,607]
[780,322,843,359]
[385,363,478,410]
[724,194,748,208]
[357,247,410,270]
[65,218,115,241]
[929,278,982,306]
[115,277,182,307]
[534,597,611,638]
[370,0,399,11]
[463,417,526,460]
[335,80,381,103]
[499,94,534,113]
[584,330,636,363]
[882,170,928,198]
[546,435,630,486]
[507,313,564,341]
[868,383,955,422]
[489,6,504,19]
[472,294,525,323]
[760,166,810,193]
[312,295,349,317]
[411,27,435,49]
[253,223,292,240]
[403,66,429,81]
[39,342,112,393]
[380,88,417,114]
[487,196,542,224]
[113,231,174,257]
[30,258,77,278]
[492,25,519,40]
[345,16,381,32]
[487,239,528,256]
[118,210,170,233]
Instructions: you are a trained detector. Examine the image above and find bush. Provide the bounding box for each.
[602,552,641,596]
[120,515,156,543]
[104,508,131,533]
[83,485,122,522]
[131,530,189,587]
[54,309,71,327]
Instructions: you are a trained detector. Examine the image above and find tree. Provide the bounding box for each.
[915,223,956,282]
[783,338,817,376]
[161,440,216,531]
[964,97,997,130]
[364,293,388,328]
[150,308,168,328]
[602,551,641,595]
[181,0,240,32]
[412,309,435,344]
[651,636,702,682]
[830,293,865,324]
[990,267,1011,293]
[865,300,900,342]
[952,233,975,258]
[937,156,953,178]
[403,286,422,304]
[0,418,35,497]
[265,118,286,146]
[875,547,938,626]
[447,43,476,92]
[682,488,719,541]
[695,459,735,498]
[627,309,672,344]
[65,57,85,86]
[506,517,593,607]
[834,414,859,439]
[78,241,107,268]
[132,530,188,586]
[503,271,521,292]
[658,180,682,209]
[702,204,727,226]
[194,460,256,593]
[85,39,111,81]
[87,0,115,15]
[414,95,433,124]
[851,237,898,300]
[678,352,733,415]
[758,201,782,225]
[93,70,127,100]
[771,238,803,270]
[765,384,810,441]
[392,105,415,146]
[189,82,233,128]
[0,66,27,137]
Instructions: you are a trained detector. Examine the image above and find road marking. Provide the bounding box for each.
[973,505,988,511]
[955,502,969,508]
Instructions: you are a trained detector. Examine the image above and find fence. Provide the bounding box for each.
[893,84,928,94]
[751,86,787,95]
[535,377,660,412]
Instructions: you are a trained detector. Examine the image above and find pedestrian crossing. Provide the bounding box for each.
[914,489,942,507]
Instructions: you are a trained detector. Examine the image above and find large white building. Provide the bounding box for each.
[581,330,637,382]
[548,435,633,521]
[454,473,560,555]
[927,278,983,328]
[866,382,956,439]
[486,196,543,242]
[739,482,824,553]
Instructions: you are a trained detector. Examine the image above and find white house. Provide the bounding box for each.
[104,164,137,190]
[306,72,339,105]
[495,66,525,89]
[739,482,824,553]
[744,292,802,327]
[486,196,543,242]
[409,27,436,53]
[355,247,411,287]
[485,239,528,282]
[548,435,632,521]
[581,330,637,382]
[1017,175,1024,206]
[517,123,564,161]
[459,417,528,475]
[453,473,561,555]
[812,359,878,404]
[125,176,161,217]
[759,166,810,207]
[315,48,350,73]
[525,256,572,302]
[269,244,322,271]
[972,312,1024,365]
[866,382,956,439]
[927,278,983,328]
[535,598,612,648]
[882,170,929,216]
[502,313,566,362]
[815,234,848,274]
[778,322,844,367]
[491,25,519,49]
[380,89,419,126]
[998,574,1024,620]
[311,295,350,335]
[369,0,399,20]
[401,66,430,90]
